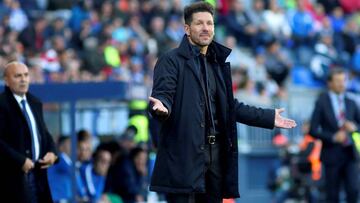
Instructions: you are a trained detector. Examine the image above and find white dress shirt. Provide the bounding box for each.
[13,94,40,160]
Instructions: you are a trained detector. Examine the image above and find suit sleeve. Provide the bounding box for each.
[353,101,360,131]
[149,54,178,121]
[0,107,26,169]
[234,99,275,129]
[309,97,336,145]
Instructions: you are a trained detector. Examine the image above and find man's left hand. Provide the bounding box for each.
[343,121,358,132]
[274,108,297,129]
[38,152,57,169]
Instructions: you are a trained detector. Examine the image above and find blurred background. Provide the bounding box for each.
[0,0,360,202]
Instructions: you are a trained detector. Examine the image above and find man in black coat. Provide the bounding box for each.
[148,2,296,203]
[0,62,58,203]
[310,68,360,203]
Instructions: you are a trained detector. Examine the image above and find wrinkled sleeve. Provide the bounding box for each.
[234,99,275,129]
[149,54,178,121]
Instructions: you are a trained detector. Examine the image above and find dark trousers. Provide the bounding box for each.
[26,171,39,203]
[167,143,223,203]
[324,160,359,203]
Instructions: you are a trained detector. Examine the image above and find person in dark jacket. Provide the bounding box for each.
[148,2,297,203]
[105,147,148,203]
[0,61,58,203]
[309,68,360,203]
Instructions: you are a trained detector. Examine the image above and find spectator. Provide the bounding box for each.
[165,15,184,45]
[47,17,72,43]
[224,0,256,48]
[224,35,255,69]
[76,129,93,202]
[264,39,292,87]
[48,136,73,203]
[80,149,112,203]
[129,56,145,84]
[112,17,131,43]
[68,0,92,33]
[290,0,314,44]
[339,18,360,57]
[329,7,346,34]
[235,74,268,107]
[264,0,292,43]
[99,0,114,24]
[8,0,28,32]
[0,0,11,22]
[317,0,340,14]
[247,0,272,48]
[149,16,172,57]
[81,37,108,76]
[18,16,48,55]
[310,3,327,34]
[0,62,57,203]
[105,147,148,203]
[310,33,339,82]
[309,68,360,203]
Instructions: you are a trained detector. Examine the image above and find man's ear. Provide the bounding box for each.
[184,24,190,36]
[3,76,9,86]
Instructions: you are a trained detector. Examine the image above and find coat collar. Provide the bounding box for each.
[177,35,232,64]
[5,85,16,99]
[4,86,35,107]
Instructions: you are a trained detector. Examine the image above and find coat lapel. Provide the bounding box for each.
[177,34,233,109]
[345,97,352,121]
[5,87,26,122]
[27,96,42,148]
[185,58,207,95]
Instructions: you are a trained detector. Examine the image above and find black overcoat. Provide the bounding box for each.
[0,86,56,203]
[150,35,275,198]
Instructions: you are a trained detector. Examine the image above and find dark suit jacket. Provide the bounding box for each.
[309,91,360,165]
[0,86,56,203]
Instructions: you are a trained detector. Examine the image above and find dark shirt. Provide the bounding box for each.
[191,44,219,135]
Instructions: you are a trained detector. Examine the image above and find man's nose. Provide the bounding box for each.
[202,24,210,31]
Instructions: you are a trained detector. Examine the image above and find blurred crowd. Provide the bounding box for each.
[48,127,152,203]
[0,0,359,107]
[0,0,360,202]
[223,0,360,107]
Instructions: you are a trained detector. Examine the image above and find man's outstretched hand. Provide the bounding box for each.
[149,96,169,116]
[274,108,297,129]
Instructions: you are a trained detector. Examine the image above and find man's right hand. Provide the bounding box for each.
[333,130,347,143]
[343,121,358,132]
[22,158,34,173]
[149,96,169,116]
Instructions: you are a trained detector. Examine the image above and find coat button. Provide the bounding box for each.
[25,150,30,154]
[200,145,205,150]
[200,122,205,128]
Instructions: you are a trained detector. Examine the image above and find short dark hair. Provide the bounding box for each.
[77,129,91,142]
[57,135,70,147]
[327,68,345,82]
[184,1,214,25]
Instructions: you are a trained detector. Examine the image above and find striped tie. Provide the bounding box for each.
[338,96,345,127]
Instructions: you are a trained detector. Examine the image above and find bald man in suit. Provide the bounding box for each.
[0,62,57,203]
